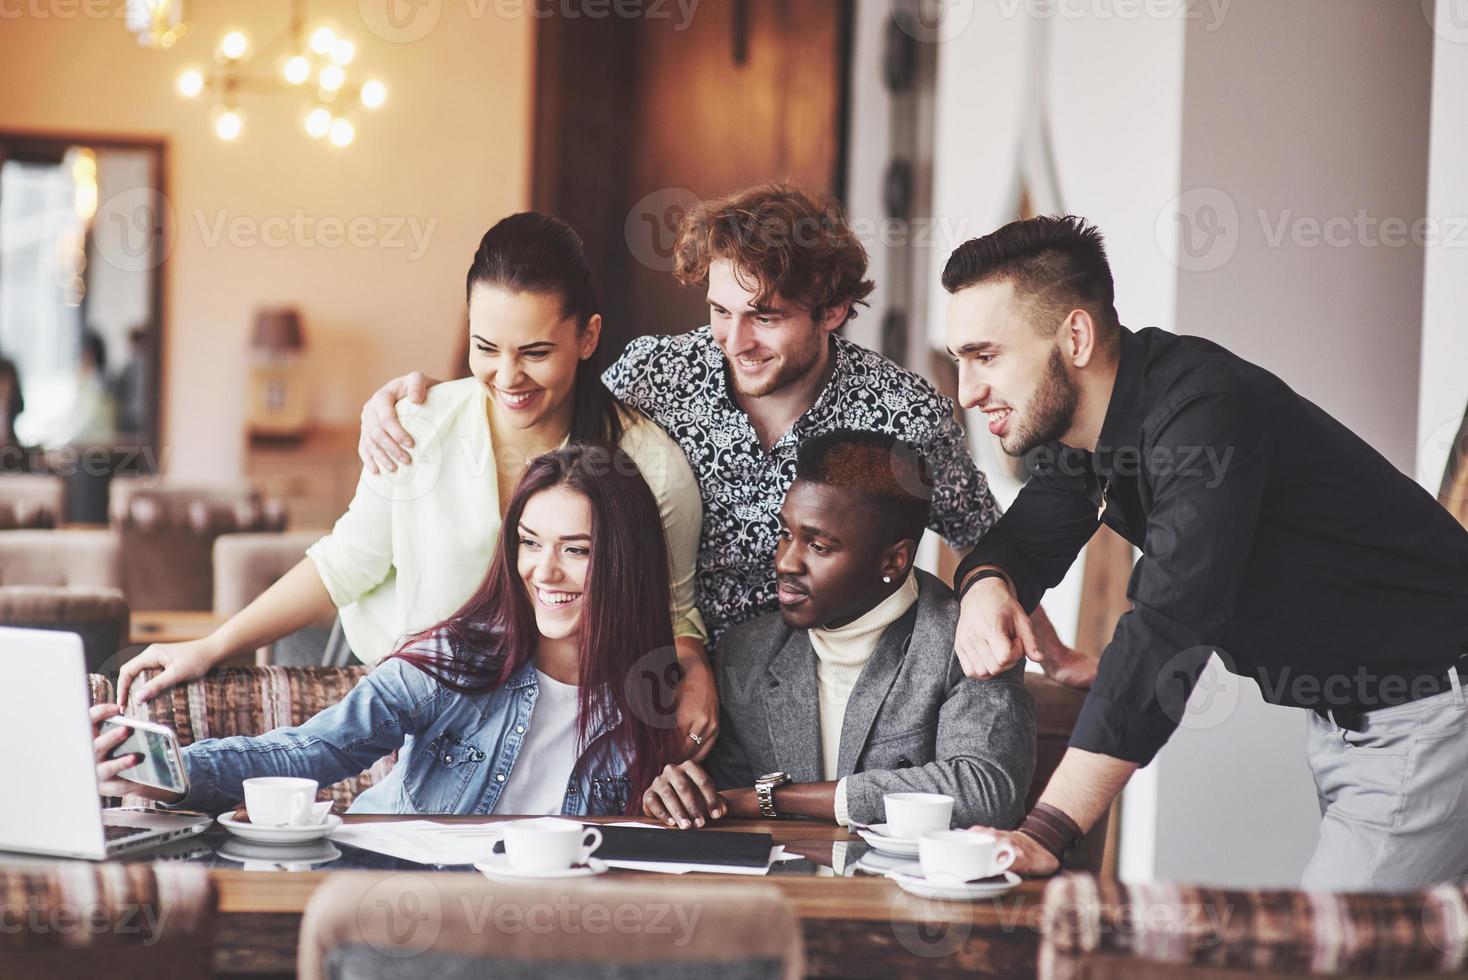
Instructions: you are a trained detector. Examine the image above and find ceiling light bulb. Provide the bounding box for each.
[176,68,205,99]
[219,30,249,60]
[283,55,311,85]
[214,108,244,142]
[329,117,355,147]
[319,64,345,92]
[309,25,336,55]
[305,107,332,138]
[360,79,386,109]
[330,38,355,65]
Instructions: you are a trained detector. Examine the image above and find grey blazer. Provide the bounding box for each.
[705,569,1036,829]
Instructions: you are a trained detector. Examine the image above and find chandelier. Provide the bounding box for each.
[155,1,387,146]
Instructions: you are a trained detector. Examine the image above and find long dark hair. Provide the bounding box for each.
[466,213,623,444]
[389,444,679,813]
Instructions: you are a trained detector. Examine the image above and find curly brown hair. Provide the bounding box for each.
[673,183,875,325]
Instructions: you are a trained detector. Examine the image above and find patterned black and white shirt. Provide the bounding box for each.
[604,327,1001,643]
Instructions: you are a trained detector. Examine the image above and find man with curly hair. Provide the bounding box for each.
[357,183,1079,660]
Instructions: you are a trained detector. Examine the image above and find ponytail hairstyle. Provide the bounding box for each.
[389,444,680,813]
[466,213,623,443]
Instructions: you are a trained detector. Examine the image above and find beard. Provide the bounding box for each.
[730,330,828,398]
[1002,347,1079,456]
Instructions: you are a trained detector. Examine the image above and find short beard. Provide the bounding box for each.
[1002,347,1079,456]
[731,329,828,399]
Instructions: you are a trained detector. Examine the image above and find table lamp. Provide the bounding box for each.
[247,307,308,441]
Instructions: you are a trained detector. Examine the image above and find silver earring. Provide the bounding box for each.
[882,575,892,584]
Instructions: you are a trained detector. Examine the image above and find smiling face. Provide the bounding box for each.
[706,260,839,399]
[515,484,593,642]
[945,278,1080,456]
[774,480,909,631]
[468,282,600,432]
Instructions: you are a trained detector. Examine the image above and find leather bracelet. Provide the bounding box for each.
[957,564,1014,600]
[1017,803,1083,864]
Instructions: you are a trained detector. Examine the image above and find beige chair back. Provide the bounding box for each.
[110,484,287,610]
[0,474,65,528]
[0,862,217,980]
[212,530,323,616]
[0,529,122,589]
[299,875,804,980]
[213,529,335,664]
[0,585,129,673]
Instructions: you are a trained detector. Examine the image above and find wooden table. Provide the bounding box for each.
[129,610,227,646]
[207,814,1049,978]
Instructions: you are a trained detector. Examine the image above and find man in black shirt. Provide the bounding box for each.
[945,215,1468,891]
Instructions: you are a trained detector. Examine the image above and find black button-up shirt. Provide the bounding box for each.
[956,326,1468,765]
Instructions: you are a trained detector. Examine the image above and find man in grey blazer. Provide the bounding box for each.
[641,430,1036,829]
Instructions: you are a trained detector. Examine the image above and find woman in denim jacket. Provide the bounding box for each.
[92,445,684,817]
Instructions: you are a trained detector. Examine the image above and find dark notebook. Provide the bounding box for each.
[493,825,775,869]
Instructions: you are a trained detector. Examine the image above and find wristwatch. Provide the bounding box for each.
[755,771,792,818]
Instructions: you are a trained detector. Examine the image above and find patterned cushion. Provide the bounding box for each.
[0,862,215,956]
[1040,874,1468,978]
[125,666,396,809]
[88,673,115,707]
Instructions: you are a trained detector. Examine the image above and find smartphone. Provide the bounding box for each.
[100,717,189,796]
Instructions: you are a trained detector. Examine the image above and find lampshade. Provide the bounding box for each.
[252,307,303,351]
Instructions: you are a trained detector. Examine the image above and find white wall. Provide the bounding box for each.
[925,1,1186,882]
[1151,0,1433,888]
[1418,0,1468,494]
[928,0,1438,887]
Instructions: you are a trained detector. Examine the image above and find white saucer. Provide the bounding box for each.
[474,853,609,881]
[888,868,1021,901]
[856,824,920,857]
[216,812,342,844]
[217,837,342,869]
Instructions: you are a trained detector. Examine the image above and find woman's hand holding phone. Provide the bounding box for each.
[89,704,185,805]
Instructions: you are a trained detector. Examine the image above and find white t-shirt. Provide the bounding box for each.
[493,670,582,816]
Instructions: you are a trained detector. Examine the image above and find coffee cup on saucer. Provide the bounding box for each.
[501,817,604,873]
[242,777,324,827]
[883,792,953,840]
[918,830,1017,882]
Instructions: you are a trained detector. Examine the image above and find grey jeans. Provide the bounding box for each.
[1302,677,1468,892]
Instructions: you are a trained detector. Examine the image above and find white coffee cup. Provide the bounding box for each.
[918,830,1017,882]
[242,777,321,827]
[883,792,954,840]
[501,817,604,872]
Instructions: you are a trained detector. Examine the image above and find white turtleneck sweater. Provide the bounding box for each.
[810,571,920,824]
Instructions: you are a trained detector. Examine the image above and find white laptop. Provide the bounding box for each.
[0,626,212,860]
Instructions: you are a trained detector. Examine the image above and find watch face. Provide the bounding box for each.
[757,771,787,783]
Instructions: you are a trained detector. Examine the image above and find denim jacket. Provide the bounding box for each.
[173,657,635,816]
